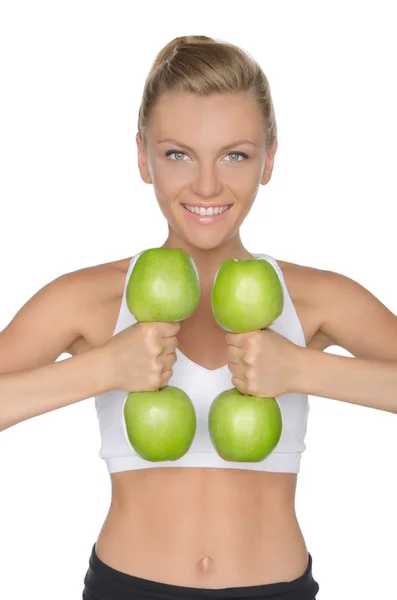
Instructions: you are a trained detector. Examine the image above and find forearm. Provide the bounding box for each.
[295,347,397,413]
[0,347,112,432]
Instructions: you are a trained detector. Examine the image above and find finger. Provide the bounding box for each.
[231,376,249,395]
[162,352,177,371]
[159,321,181,336]
[225,332,249,347]
[226,345,243,364]
[227,362,247,380]
[161,337,179,354]
[160,368,173,387]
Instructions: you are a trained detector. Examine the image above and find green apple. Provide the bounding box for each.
[126,247,200,322]
[211,257,284,333]
[208,387,282,462]
[123,385,197,461]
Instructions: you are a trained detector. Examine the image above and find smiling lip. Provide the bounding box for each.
[181,203,233,225]
[181,202,233,208]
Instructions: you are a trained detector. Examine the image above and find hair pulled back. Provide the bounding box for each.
[137,36,277,152]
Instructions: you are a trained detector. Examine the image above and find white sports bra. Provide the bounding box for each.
[95,250,310,474]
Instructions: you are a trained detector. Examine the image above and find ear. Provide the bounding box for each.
[136,132,152,184]
[260,139,278,185]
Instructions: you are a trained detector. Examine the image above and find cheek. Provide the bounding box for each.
[152,158,191,189]
[223,161,263,188]
[230,170,262,207]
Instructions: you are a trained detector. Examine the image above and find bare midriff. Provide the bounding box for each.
[95,467,308,588]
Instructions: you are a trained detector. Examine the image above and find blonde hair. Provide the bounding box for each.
[137,35,277,152]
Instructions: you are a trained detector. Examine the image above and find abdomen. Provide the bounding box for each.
[95,467,309,588]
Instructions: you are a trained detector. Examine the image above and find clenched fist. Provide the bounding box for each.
[101,321,180,392]
[226,328,304,397]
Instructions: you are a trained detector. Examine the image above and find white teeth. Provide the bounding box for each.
[184,204,231,217]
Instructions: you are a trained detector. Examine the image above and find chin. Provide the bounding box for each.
[181,231,231,252]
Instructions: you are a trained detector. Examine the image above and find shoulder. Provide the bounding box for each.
[275,258,387,347]
[61,256,132,303]
[276,257,397,358]
[274,258,329,304]
[0,256,134,370]
[276,257,360,301]
[275,258,347,349]
[59,256,133,353]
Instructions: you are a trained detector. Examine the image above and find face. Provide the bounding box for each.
[136,91,278,251]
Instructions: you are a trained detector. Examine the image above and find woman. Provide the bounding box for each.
[2,35,397,599]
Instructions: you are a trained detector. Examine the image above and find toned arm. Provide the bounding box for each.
[0,269,106,430]
[295,347,397,413]
[0,271,89,374]
[0,346,111,431]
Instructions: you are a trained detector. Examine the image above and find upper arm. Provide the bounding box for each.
[0,271,90,374]
[315,270,397,360]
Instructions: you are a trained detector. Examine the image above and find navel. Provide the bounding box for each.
[197,555,213,573]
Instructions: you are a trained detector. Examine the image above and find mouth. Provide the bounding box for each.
[181,203,233,224]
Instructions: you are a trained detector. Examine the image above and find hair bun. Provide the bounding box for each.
[182,36,214,44]
[152,36,215,69]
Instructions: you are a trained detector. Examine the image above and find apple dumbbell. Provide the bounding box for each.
[123,247,200,462]
[209,257,284,462]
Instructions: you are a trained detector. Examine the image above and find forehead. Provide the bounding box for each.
[148,91,264,144]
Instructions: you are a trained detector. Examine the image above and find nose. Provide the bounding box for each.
[191,162,223,199]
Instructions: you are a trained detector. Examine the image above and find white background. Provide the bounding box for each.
[0,1,396,598]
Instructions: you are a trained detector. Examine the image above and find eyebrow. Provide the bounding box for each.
[157,138,259,152]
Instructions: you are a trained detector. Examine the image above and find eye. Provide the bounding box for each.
[224,152,248,162]
[165,150,189,161]
[165,150,249,162]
